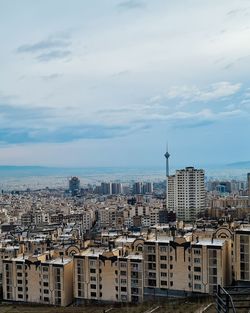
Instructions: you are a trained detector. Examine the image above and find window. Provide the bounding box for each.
[43,282,49,287]
[161,272,167,277]
[121,287,127,292]
[160,256,167,260]
[194,249,201,255]
[43,267,48,272]
[120,262,127,268]
[160,264,167,269]
[44,297,49,302]
[161,281,167,286]
[194,267,201,272]
[91,292,96,297]
[90,269,96,273]
[90,284,96,289]
[148,255,156,262]
[194,275,201,281]
[148,279,156,287]
[148,263,156,270]
[44,289,49,294]
[90,260,96,266]
[17,280,22,284]
[148,246,155,253]
[18,287,23,292]
[120,271,126,276]
[16,265,22,270]
[18,294,23,299]
[210,268,217,275]
[90,276,96,281]
[194,284,202,290]
[194,258,200,263]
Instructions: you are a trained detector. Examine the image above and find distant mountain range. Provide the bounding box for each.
[227,161,250,168]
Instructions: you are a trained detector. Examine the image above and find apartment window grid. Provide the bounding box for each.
[240,235,249,280]
[208,249,218,293]
[5,263,13,300]
[53,267,62,305]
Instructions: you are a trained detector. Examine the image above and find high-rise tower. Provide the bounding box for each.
[164,145,170,208]
[167,167,205,221]
[164,145,170,177]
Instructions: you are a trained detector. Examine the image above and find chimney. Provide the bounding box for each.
[60,251,64,263]
[196,236,199,243]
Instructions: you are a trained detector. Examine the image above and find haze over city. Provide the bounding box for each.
[1,0,250,168]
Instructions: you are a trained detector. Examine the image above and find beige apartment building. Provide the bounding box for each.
[143,234,231,297]
[234,226,250,282]
[2,252,73,306]
[74,247,144,303]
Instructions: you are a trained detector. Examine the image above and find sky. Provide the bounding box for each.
[0,0,250,169]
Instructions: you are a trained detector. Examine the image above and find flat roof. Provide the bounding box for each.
[191,238,225,247]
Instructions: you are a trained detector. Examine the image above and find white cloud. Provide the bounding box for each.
[166,82,241,102]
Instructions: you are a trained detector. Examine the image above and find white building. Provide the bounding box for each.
[168,167,205,221]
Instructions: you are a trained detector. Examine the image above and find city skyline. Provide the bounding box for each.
[1,0,250,167]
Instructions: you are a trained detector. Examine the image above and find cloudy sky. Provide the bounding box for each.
[0,0,250,168]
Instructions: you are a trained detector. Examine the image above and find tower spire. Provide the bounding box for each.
[164,142,170,177]
[164,143,170,209]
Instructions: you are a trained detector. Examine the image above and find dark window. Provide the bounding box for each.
[148,279,156,287]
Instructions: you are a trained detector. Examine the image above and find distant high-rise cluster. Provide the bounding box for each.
[97,182,123,195]
[132,182,153,195]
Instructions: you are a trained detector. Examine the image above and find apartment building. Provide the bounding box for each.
[2,252,73,306]
[98,207,117,228]
[234,226,250,283]
[143,234,231,297]
[74,247,144,303]
[168,167,205,221]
